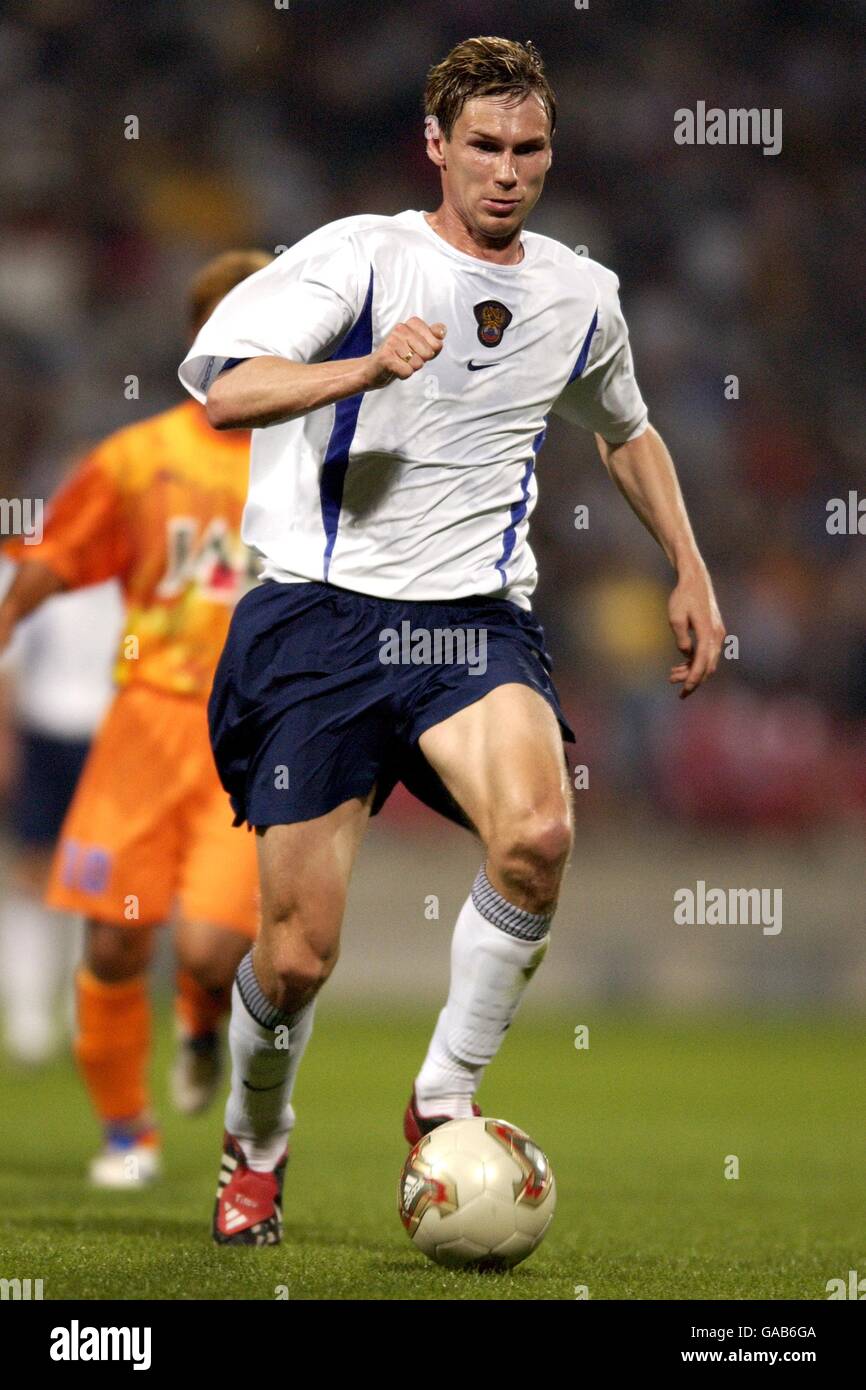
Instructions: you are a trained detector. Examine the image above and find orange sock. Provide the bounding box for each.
[75,968,153,1133]
[175,969,228,1039]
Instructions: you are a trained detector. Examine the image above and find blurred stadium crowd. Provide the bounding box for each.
[1,0,864,833]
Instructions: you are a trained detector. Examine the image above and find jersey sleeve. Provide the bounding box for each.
[552,264,649,444]
[3,442,130,589]
[178,226,367,402]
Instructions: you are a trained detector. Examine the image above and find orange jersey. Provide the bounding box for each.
[6,401,255,699]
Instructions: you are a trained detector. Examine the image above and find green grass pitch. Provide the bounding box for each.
[1,1005,864,1300]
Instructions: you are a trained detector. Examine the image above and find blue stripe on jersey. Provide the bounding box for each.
[496,309,594,586]
[565,309,599,384]
[220,357,248,373]
[320,268,375,581]
[494,420,549,588]
[494,456,535,589]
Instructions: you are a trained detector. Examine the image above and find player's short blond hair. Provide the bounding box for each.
[424,36,556,142]
[188,249,273,334]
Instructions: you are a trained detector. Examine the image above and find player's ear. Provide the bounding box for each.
[425,137,446,170]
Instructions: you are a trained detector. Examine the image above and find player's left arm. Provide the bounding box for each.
[595,424,726,698]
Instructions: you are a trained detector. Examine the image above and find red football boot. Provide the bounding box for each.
[403,1086,481,1145]
[212,1132,287,1246]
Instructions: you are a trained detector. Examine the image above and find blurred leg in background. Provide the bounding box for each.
[0,729,90,1064]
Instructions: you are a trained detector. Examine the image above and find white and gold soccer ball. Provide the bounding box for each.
[398,1116,556,1270]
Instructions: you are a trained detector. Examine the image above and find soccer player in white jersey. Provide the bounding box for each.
[179,36,726,1245]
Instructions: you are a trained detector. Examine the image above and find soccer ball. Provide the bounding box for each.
[398,1116,556,1270]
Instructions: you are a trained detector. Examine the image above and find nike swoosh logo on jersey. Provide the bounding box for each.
[243,1078,284,1092]
[467,360,499,371]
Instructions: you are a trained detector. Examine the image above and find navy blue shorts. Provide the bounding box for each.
[7,729,91,848]
[208,580,575,830]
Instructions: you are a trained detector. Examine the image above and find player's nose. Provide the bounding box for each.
[493,156,518,186]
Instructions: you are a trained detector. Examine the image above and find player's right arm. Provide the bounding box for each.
[205,317,447,430]
[179,225,445,430]
[0,445,129,656]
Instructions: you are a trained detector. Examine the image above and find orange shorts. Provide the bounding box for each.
[47,684,259,934]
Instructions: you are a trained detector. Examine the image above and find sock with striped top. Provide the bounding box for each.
[414,866,553,1118]
[224,950,315,1172]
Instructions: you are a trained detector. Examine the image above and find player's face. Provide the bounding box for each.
[442,94,552,240]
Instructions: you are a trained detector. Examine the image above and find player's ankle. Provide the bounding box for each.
[231,1130,290,1173]
[413,1086,477,1120]
[104,1116,159,1147]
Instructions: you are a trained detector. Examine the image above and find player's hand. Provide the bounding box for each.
[668,565,726,698]
[363,317,447,389]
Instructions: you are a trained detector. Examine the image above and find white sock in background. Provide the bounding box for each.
[224,952,315,1171]
[62,915,84,1038]
[415,867,552,1118]
[0,889,66,1063]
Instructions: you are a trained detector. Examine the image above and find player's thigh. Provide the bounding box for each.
[178,770,261,942]
[48,689,186,926]
[418,682,572,850]
[254,791,375,968]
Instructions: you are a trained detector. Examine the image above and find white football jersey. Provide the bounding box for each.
[179,210,648,609]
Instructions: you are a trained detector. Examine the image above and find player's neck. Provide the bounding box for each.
[424,207,525,266]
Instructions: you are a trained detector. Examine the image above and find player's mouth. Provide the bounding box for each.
[480,197,521,215]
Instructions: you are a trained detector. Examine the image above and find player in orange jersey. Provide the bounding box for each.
[0,249,273,1186]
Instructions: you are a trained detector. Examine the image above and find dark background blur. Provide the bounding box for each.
[1,0,863,1004]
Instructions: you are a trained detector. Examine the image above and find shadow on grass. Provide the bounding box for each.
[374,1257,544,1285]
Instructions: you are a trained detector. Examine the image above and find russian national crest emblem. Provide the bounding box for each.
[473,299,513,348]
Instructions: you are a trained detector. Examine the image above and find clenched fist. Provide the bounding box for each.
[362,316,447,389]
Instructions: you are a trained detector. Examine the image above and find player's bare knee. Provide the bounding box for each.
[84,919,153,983]
[497,808,572,870]
[489,811,572,910]
[269,956,336,1012]
[261,930,339,1012]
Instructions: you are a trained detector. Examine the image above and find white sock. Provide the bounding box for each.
[224,953,315,1172]
[61,916,84,1038]
[0,889,66,1062]
[415,867,552,1118]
